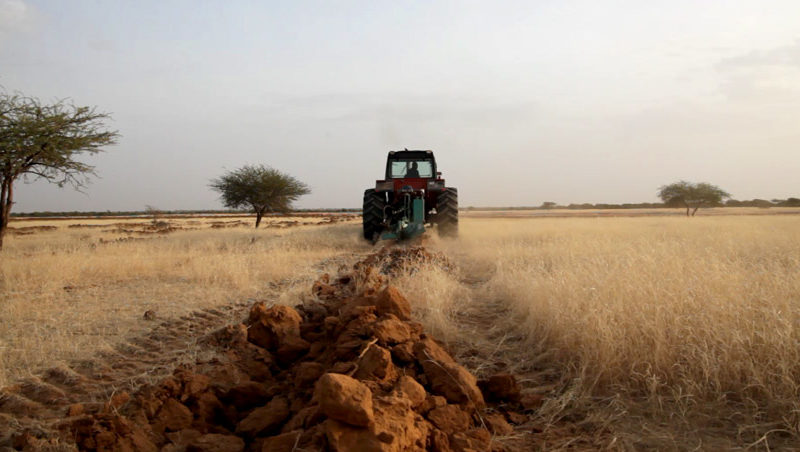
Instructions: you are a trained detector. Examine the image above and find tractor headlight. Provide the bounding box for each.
[376,181,393,192]
[427,180,444,191]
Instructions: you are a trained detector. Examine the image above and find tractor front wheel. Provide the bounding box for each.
[362,189,385,240]
[436,187,458,237]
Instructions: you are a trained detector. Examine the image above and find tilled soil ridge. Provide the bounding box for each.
[0,302,255,450]
[10,247,530,451]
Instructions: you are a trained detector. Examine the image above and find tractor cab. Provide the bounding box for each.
[385,151,437,179]
[377,150,444,198]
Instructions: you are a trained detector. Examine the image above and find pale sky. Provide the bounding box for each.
[2,0,799,210]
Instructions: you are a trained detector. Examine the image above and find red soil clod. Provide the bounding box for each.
[315,373,375,427]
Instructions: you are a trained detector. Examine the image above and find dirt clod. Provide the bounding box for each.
[427,404,471,434]
[374,315,415,345]
[355,344,398,383]
[260,429,302,452]
[485,412,514,435]
[375,286,413,321]
[452,427,492,451]
[225,381,270,411]
[157,398,194,432]
[414,338,485,408]
[235,396,290,437]
[394,376,427,408]
[294,361,325,386]
[315,373,375,427]
[246,304,303,351]
[186,433,245,452]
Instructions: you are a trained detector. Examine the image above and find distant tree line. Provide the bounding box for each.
[462,197,800,211]
[14,199,799,218]
[468,181,797,214]
[556,202,667,210]
[11,207,360,218]
[10,209,238,217]
[725,198,800,207]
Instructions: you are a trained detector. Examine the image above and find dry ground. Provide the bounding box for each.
[2,210,800,450]
[0,215,365,388]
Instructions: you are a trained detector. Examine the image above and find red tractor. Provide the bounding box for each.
[363,150,458,241]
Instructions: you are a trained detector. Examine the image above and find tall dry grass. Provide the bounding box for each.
[397,216,800,448]
[0,221,368,387]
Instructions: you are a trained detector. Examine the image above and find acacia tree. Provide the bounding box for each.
[209,164,310,228]
[658,181,731,216]
[0,93,119,249]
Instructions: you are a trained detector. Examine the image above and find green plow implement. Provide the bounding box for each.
[380,197,425,241]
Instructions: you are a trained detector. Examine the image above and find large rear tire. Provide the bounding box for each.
[436,187,458,237]
[362,189,385,240]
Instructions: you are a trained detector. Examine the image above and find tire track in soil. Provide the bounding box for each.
[444,277,553,452]
[447,264,613,450]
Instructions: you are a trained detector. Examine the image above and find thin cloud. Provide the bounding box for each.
[0,0,31,31]
[717,40,800,70]
[714,40,800,102]
[0,0,38,49]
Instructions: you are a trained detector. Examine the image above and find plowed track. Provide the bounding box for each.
[1,245,538,451]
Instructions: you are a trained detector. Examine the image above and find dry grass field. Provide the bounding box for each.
[396,214,800,449]
[2,209,800,449]
[0,215,366,388]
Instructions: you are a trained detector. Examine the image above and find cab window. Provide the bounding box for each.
[389,160,433,178]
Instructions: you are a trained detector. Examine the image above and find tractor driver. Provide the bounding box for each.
[406,161,420,178]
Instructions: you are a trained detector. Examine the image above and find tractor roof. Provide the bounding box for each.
[388,150,434,160]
